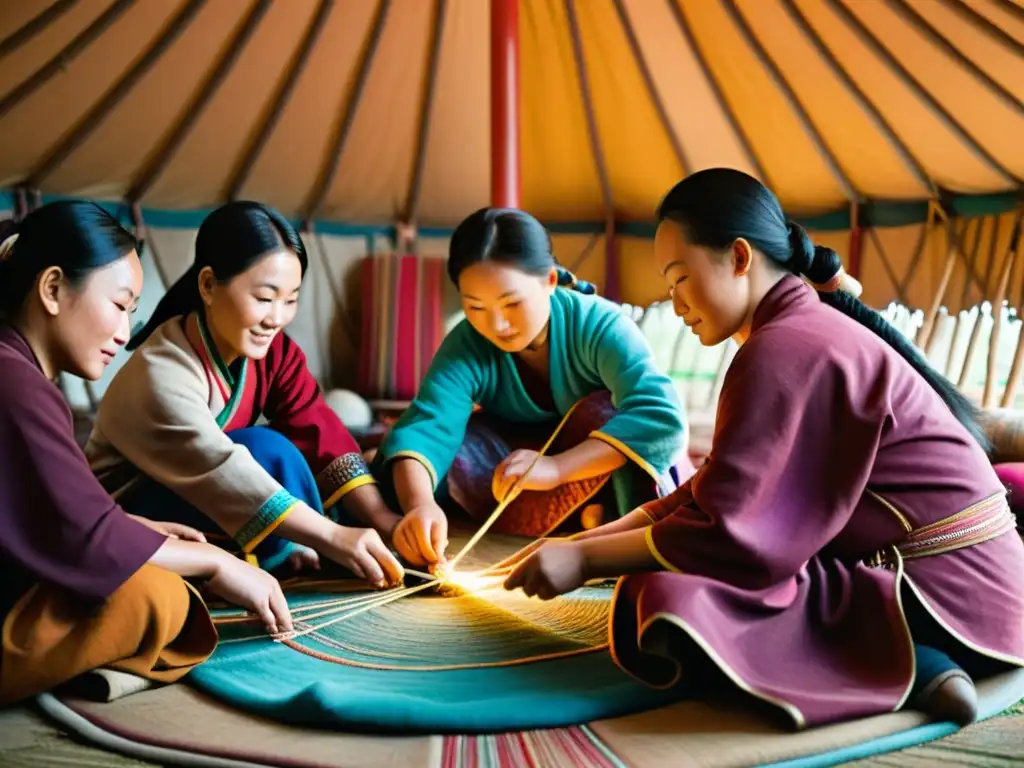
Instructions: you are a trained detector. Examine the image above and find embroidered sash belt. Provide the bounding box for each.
[867,491,1017,569]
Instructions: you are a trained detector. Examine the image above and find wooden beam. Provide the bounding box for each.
[779,0,935,196]
[302,0,391,222]
[402,0,449,224]
[888,0,1024,118]
[665,0,769,185]
[610,0,688,175]
[127,0,272,203]
[0,0,79,61]
[993,0,1024,24]
[490,0,521,208]
[725,0,859,202]
[565,0,618,299]
[225,0,334,202]
[0,0,135,120]
[865,226,906,304]
[941,0,1024,58]
[828,0,1020,186]
[25,0,206,188]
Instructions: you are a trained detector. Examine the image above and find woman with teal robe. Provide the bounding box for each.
[375,207,692,568]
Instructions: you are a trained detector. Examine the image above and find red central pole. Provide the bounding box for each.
[491,0,520,209]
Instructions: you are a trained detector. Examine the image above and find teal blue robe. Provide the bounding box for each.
[374,288,688,518]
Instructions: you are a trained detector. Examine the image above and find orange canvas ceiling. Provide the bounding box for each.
[1,0,1024,315]
[0,0,1022,226]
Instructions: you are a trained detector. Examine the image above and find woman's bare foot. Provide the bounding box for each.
[915,671,978,726]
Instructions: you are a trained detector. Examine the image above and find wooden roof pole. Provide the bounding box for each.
[225,0,335,202]
[566,0,618,300]
[302,0,390,224]
[0,0,79,61]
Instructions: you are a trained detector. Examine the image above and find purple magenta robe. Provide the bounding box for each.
[611,276,1024,728]
[0,325,167,623]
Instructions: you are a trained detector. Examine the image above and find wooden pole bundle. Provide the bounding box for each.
[944,217,985,379]
[996,211,1024,408]
[918,204,958,355]
[958,216,1005,389]
[982,211,1023,408]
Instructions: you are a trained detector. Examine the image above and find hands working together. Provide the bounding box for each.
[390,447,567,571]
[386,447,654,599]
[143,446,654,638]
[392,508,593,598]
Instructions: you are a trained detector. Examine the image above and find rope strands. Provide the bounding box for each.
[215,415,570,648]
[212,529,613,674]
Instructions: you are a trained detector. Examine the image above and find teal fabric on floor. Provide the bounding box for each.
[187,584,687,733]
[186,641,685,733]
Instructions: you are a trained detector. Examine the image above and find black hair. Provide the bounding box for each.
[128,201,308,350]
[0,200,139,320]
[447,207,595,295]
[656,168,990,453]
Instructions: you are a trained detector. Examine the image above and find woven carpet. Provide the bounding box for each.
[35,670,1024,767]
[27,532,1024,767]
[184,532,690,732]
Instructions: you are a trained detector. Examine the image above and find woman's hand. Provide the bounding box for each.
[503,540,589,600]
[324,526,405,588]
[129,515,207,543]
[205,556,293,636]
[391,503,449,567]
[492,451,564,501]
[285,545,321,574]
[485,538,548,576]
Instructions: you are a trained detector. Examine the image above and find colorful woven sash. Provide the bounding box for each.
[868,492,1017,568]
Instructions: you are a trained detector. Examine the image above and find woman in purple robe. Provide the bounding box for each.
[0,201,293,705]
[500,169,1024,728]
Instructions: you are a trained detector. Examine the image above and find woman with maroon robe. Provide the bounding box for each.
[0,201,292,705]
[500,169,1024,728]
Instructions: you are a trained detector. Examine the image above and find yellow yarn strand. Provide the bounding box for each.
[446,403,577,570]
[219,408,583,645]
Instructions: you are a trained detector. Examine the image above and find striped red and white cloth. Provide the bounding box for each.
[357,252,447,401]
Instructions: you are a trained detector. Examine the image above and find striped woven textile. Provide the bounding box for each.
[441,726,626,768]
[357,252,447,401]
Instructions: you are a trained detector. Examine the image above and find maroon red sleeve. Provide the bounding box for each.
[647,332,882,589]
[261,333,372,504]
[0,366,166,605]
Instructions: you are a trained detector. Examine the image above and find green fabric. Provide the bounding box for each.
[187,584,686,732]
[373,287,687,517]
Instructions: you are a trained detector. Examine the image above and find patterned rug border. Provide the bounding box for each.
[763,705,1022,768]
[35,685,1024,768]
[37,692,272,768]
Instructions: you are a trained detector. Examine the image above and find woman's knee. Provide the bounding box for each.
[105,565,193,628]
[230,427,322,514]
[229,426,302,462]
[229,427,315,484]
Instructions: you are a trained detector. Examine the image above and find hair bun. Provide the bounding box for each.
[555,266,596,295]
[785,220,857,295]
[786,221,815,274]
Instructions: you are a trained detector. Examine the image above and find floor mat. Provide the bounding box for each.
[37,668,1024,768]
[187,532,687,732]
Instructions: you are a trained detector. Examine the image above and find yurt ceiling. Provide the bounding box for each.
[0,0,1023,312]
